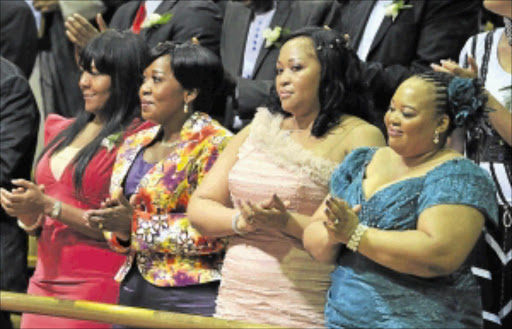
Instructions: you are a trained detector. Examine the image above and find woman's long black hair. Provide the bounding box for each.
[267,27,376,137]
[39,30,149,195]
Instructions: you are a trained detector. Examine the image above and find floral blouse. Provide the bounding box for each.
[104,112,232,287]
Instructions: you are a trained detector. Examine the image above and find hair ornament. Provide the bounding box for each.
[447,77,488,128]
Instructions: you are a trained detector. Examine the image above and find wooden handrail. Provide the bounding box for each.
[0,291,282,328]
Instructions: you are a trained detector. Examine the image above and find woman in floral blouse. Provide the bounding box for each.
[85,41,233,320]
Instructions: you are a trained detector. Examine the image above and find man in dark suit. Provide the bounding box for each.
[221,0,342,131]
[110,0,222,54]
[67,0,222,56]
[336,0,481,122]
[0,57,40,329]
[0,0,38,78]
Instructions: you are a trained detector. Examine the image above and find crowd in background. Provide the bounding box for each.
[0,1,510,328]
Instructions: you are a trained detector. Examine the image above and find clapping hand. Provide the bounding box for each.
[238,194,291,231]
[0,179,48,217]
[431,55,478,79]
[84,188,135,241]
[323,197,361,244]
[65,13,107,49]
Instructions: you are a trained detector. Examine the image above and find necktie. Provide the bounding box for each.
[132,2,146,34]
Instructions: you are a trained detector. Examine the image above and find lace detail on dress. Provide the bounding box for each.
[248,108,337,186]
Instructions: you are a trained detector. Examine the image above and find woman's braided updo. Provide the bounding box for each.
[416,71,488,136]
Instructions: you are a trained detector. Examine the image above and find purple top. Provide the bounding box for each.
[124,149,155,197]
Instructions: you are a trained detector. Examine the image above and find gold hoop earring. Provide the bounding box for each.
[184,103,189,114]
[433,130,440,144]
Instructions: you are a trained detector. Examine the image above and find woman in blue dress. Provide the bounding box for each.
[301,71,499,328]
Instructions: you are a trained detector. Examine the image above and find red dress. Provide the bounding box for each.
[21,115,151,329]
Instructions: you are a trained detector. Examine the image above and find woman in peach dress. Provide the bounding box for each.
[188,27,386,328]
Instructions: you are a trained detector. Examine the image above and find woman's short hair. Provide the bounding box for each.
[267,26,375,137]
[148,41,235,113]
[42,30,149,194]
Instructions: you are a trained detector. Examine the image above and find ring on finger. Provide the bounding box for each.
[98,222,104,230]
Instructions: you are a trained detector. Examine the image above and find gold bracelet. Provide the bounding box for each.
[346,223,369,252]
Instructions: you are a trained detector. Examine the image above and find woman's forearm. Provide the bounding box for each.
[303,220,341,263]
[188,196,239,238]
[44,196,105,240]
[282,212,316,240]
[487,93,512,145]
[357,228,470,278]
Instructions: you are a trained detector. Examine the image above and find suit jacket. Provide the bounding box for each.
[0,57,40,201]
[0,57,39,297]
[104,112,232,287]
[0,1,38,78]
[336,0,480,118]
[221,0,342,129]
[109,0,222,55]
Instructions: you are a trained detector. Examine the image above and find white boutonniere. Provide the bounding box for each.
[385,0,413,22]
[262,26,290,48]
[141,12,173,29]
[101,131,123,152]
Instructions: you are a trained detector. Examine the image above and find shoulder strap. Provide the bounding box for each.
[480,30,495,85]
[463,34,478,69]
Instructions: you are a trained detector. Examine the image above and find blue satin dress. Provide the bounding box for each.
[325,148,498,328]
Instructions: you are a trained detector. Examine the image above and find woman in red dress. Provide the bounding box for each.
[1,30,151,328]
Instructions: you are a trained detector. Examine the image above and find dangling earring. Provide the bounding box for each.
[184,103,189,114]
[433,130,440,144]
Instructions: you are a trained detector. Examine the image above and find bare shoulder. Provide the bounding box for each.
[313,117,381,163]
[329,116,385,147]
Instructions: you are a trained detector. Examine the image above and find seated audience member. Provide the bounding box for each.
[335,0,481,126]
[433,0,511,326]
[0,57,40,329]
[65,0,222,55]
[221,0,342,131]
[188,27,385,328]
[303,71,499,328]
[0,30,151,329]
[84,42,233,325]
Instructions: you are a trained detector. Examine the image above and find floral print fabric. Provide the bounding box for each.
[105,112,232,287]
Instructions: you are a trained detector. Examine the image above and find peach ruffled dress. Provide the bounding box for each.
[214,109,336,328]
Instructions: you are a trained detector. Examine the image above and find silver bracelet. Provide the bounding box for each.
[50,200,62,219]
[17,215,43,232]
[232,211,247,236]
[346,223,369,252]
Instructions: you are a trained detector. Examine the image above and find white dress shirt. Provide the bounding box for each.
[357,0,393,61]
[242,5,276,79]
